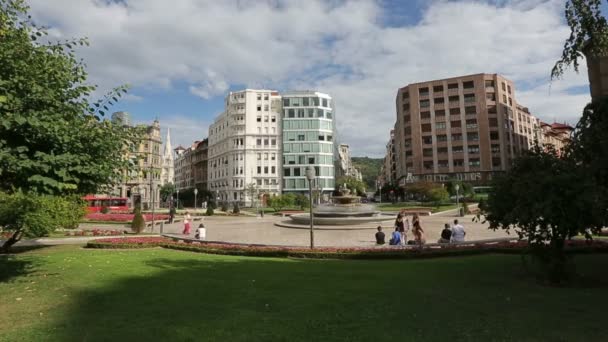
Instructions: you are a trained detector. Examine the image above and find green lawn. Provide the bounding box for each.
[2,246,608,341]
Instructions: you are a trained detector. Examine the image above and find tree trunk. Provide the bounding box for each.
[1,230,23,253]
[548,237,567,284]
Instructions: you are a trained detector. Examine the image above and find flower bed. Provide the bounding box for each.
[84,213,170,222]
[65,229,125,237]
[86,237,608,259]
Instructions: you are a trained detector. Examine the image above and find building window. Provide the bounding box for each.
[448,83,458,89]
[256,139,262,146]
[271,116,276,122]
[452,133,462,141]
[257,153,261,160]
[435,110,445,117]
[486,93,496,101]
[508,97,512,106]
[420,100,430,108]
[466,119,477,129]
[449,95,459,103]
[438,160,449,168]
[264,166,268,174]
[485,80,494,87]
[271,139,276,146]
[450,108,460,115]
[421,124,432,132]
[434,97,444,104]
[271,166,276,174]
[502,94,507,103]
[465,106,476,114]
[491,144,500,153]
[435,122,446,129]
[453,145,464,153]
[502,82,506,91]
[423,136,433,144]
[436,134,448,142]
[419,87,429,96]
[264,139,269,146]
[463,81,474,89]
[271,153,276,160]
[319,135,325,141]
[453,159,464,167]
[257,105,262,111]
[437,147,448,154]
[257,166,261,174]
[433,85,443,92]
[298,134,305,141]
[469,159,481,167]
[423,148,433,157]
[467,133,479,141]
[468,145,480,154]
[464,94,475,103]
[420,111,431,119]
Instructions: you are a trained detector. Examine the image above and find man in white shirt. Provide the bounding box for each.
[451,219,466,242]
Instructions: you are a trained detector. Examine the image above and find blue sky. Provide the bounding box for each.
[28,0,590,157]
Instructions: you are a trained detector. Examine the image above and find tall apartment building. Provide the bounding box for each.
[281,91,336,196]
[174,144,195,190]
[539,122,573,154]
[395,73,540,184]
[379,129,397,185]
[111,114,162,209]
[207,89,282,204]
[192,139,209,190]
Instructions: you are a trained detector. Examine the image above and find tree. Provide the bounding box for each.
[130,207,146,233]
[267,196,286,212]
[0,191,86,251]
[478,146,598,283]
[567,97,608,230]
[351,157,383,189]
[159,183,175,203]
[294,194,309,210]
[0,0,138,195]
[427,187,449,208]
[552,0,608,79]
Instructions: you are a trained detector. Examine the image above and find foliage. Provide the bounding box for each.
[130,207,146,233]
[552,0,608,79]
[336,176,366,195]
[173,187,211,208]
[294,194,309,209]
[159,183,175,203]
[445,180,474,198]
[478,146,599,283]
[405,181,446,203]
[232,202,240,214]
[0,191,85,251]
[378,182,403,201]
[100,206,110,214]
[267,194,297,212]
[567,97,608,230]
[205,206,214,216]
[220,202,229,212]
[351,157,383,189]
[427,187,449,207]
[0,0,139,195]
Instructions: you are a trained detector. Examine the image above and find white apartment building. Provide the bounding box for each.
[207,89,282,204]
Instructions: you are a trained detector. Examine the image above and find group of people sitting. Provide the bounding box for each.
[374,209,466,246]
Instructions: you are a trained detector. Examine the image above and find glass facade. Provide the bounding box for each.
[282,92,335,193]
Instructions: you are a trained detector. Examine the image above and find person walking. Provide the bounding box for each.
[182,211,192,235]
[451,219,466,242]
[395,210,405,245]
[412,213,425,244]
[169,206,176,224]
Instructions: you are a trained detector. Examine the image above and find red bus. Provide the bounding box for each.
[82,195,129,213]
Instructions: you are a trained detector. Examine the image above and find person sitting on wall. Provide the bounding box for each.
[438,223,452,244]
[389,227,401,246]
[375,226,385,245]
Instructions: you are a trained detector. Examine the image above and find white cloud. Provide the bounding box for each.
[27,0,587,157]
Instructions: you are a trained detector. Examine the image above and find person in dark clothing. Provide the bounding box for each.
[169,206,176,224]
[438,223,452,243]
[375,226,385,245]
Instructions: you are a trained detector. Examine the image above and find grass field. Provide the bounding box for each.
[2,245,608,341]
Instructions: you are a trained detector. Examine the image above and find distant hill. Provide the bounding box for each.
[352,157,383,190]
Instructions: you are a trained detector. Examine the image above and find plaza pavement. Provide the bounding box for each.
[8,210,512,248]
[157,211,511,247]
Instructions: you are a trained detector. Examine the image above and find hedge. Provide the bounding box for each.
[85,237,608,260]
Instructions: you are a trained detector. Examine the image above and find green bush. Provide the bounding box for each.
[206,206,214,216]
[295,194,309,209]
[0,192,86,251]
[221,202,229,212]
[232,202,240,214]
[100,206,110,214]
[131,207,146,233]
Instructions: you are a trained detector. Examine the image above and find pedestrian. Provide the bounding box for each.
[195,223,206,240]
[169,206,176,224]
[182,211,192,235]
[395,210,405,245]
[438,223,452,243]
[451,219,466,242]
[375,226,385,245]
[412,213,425,244]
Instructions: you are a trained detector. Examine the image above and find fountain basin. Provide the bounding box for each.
[288,212,394,226]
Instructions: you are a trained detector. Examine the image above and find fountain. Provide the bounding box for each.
[285,184,393,227]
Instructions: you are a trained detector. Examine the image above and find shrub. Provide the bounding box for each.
[100,206,110,214]
[232,202,240,214]
[130,207,146,233]
[206,206,214,216]
[221,202,229,212]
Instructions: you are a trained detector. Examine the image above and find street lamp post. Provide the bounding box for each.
[455,184,460,217]
[305,166,316,249]
[194,188,198,212]
[377,180,382,204]
[176,188,180,210]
